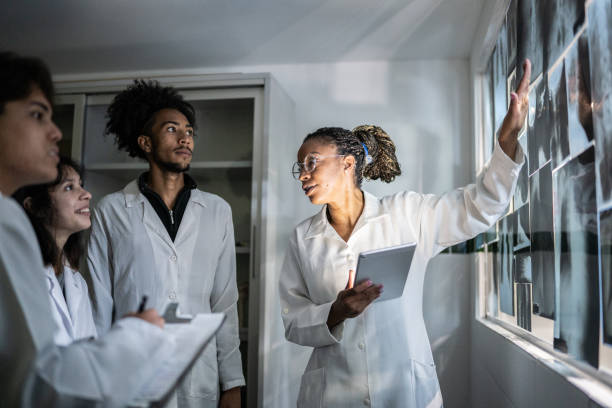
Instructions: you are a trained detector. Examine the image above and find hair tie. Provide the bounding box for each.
[362,143,373,164]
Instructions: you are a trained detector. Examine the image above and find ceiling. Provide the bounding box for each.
[1,0,485,75]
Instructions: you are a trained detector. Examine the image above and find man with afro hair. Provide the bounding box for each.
[87,80,244,408]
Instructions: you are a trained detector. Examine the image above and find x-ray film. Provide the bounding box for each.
[528,76,551,174]
[507,0,518,72]
[530,162,555,319]
[553,146,599,366]
[549,62,570,170]
[538,0,585,72]
[517,0,543,79]
[515,203,530,251]
[600,208,612,345]
[493,22,509,129]
[499,215,515,315]
[514,133,530,208]
[516,282,532,331]
[565,32,594,157]
[587,0,612,205]
[515,251,532,284]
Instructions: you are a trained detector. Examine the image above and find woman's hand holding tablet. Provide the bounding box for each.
[326,270,383,330]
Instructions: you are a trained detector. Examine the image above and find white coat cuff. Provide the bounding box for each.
[221,379,246,392]
[320,301,344,344]
[492,136,525,175]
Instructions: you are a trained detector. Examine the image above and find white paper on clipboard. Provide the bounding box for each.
[131,313,225,406]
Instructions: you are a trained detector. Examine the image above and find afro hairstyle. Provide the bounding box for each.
[105,79,196,159]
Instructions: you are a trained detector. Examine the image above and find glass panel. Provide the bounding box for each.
[587,0,612,205]
[517,0,543,79]
[528,76,552,173]
[514,203,530,251]
[552,146,599,366]
[83,98,254,165]
[516,282,532,331]
[54,104,76,158]
[565,32,594,157]
[499,215,515,315]
[506,0,518,73]
[493,22,509,129]
[600,208,612,345]
[539,0,585,72]
[190,99,254,162]
[529,162,555,319]
[549,62,569,170]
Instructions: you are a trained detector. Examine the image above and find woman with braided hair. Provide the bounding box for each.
[279,60,532,408]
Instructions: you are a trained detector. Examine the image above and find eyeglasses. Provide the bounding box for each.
[291,154,345,179]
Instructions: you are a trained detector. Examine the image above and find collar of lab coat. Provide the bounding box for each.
[304,190,387,240]
[121,179,208,209]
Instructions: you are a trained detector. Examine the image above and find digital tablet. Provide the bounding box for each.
[354,243,416,302]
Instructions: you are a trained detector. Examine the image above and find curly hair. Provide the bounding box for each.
[13,157,85,275]
[0,51,54,114]
[105,80,196,159]
[303,125,401,187]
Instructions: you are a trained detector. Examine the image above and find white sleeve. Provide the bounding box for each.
[0,197,173,407]
[278,232,344,347]
[417,138,524,254]
[86,205,115,334]
[210,204,245,391]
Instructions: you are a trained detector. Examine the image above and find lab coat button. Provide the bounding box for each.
[358,342,365,350]
[363,397,370,406]
[169,255,177,262]
[169,291,177,300]
[283,308,289,314]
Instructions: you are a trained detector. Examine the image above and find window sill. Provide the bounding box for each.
[477,316,612,408]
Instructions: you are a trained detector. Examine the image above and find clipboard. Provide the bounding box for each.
[130,312,225,407]
[354,243,416,302]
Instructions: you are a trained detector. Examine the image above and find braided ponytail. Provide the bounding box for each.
[352,125,401,183]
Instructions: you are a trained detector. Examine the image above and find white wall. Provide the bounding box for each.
[214,59,474,407]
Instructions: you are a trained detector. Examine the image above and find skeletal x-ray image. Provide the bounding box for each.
[600,208,612,345]
[499,215,515,315]
[530,162,555,319]
[514,133,530,208]
[514,203,530,251]
[538,0,585,72]
[516,282,532,331]
[506,0,518,73]
[517,0,543,79]
[549,62,570,170]
[487,242,501,317]
[515,251,532,283]
[484,223,498,245]
[553,146,599,366]
[587,0,612,205]
[565,32,594,157]
[493,22,509,129]
[528,76,552,174]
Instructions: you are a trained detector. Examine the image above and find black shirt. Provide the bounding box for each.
[138,172,197,241]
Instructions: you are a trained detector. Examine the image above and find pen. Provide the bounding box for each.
[137,295,148,313]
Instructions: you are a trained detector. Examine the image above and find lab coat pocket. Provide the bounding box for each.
[411,359,442,408]
[297,367,325,408]
[187,340,219,400]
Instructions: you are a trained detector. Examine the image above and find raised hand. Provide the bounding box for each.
[498,59,532,159]
[327,270,383,330]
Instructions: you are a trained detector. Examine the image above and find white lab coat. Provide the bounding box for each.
[87,180,245,408]
[279,140,524,408]
[0,193,174,407]
[45,264,97,345]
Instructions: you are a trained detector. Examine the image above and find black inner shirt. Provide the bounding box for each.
[138,172,197,241]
